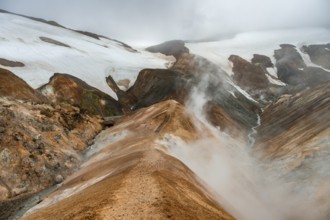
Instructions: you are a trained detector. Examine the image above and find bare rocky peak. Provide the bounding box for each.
[146,40,189,59]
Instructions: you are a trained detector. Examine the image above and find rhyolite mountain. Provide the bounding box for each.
[0,9,330,220]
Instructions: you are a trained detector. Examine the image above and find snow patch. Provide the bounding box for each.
[265,74,286,86]
[231,84,258,103]
[229,91,237,98]
[266,67,278,78]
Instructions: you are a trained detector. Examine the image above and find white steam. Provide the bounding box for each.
[163,77,329,220]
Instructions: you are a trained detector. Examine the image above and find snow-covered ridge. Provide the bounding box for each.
[0,12,170,99]
[187,28,330,80]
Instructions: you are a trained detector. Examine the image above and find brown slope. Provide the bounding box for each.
[254,81,330,168]
[22,100,234,220]
[39,73,122,117]
[0,68,47,103]
[251,82,330,219]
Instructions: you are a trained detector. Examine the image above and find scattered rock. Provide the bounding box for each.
[34,166,46,177]
[0,185,9,200]
[12,187,28,197]
[54,174,64,183]
[0,148,11,166]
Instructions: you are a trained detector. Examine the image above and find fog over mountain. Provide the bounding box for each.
[1,0,329,46]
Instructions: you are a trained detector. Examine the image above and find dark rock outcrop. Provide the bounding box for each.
[251,54,274,68]
[274,44,330,87]
[274,44,306,85]
[39,37,71,48]
[301,43,330,70]
[0,68,47,103]
[107,69,194,112]
[146,40,189,59]
[128,69,194,109]
[0,58,25,67]
[39,73,122,117]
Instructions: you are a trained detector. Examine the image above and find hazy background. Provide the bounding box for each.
[1,0,329,46]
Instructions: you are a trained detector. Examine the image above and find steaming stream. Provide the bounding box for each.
[247,113,261,147]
